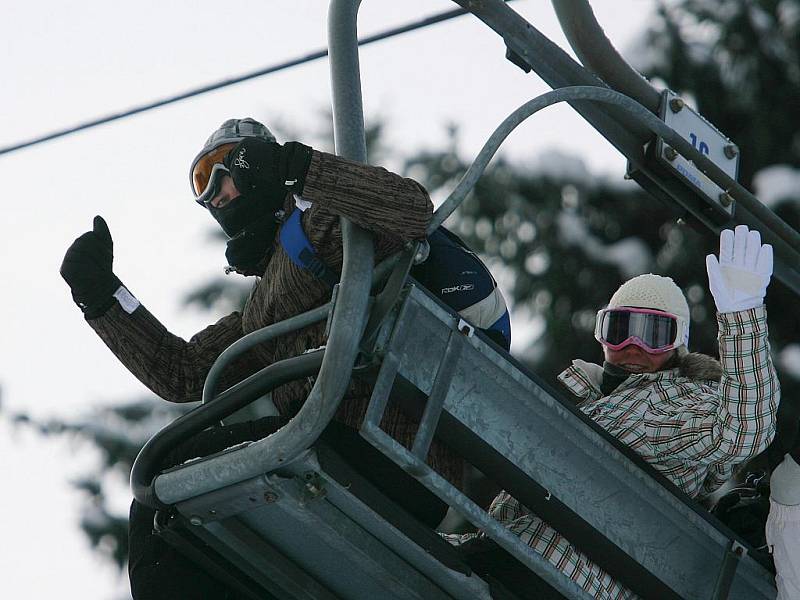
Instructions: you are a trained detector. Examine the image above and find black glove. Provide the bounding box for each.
[60,215,123,318]
[224,212,281,276]
[225,138,313,196]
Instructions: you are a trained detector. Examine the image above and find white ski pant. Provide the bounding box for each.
[766,499,800,600]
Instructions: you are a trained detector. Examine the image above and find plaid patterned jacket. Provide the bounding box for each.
[446,306,779,599]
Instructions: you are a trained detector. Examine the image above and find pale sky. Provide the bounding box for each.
[0,1,655,597]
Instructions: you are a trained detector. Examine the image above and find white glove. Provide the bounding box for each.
[706,225,773,313]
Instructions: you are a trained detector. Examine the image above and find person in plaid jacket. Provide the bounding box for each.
[446,225,779,599]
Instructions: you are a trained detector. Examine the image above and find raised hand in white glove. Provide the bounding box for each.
[706,225,773,313]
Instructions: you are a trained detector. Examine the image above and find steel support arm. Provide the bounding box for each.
[551,0,661,113]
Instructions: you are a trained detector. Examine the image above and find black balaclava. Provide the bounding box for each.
[601,361,632,395]
[209,181,287,275]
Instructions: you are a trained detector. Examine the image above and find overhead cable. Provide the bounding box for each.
[0,6,477,157]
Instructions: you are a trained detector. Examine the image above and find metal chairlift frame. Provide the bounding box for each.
[130,1,799,598]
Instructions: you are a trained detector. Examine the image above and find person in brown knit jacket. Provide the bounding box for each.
[61,118,509,599]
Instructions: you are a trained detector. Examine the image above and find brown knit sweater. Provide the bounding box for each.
[88,150,462,486]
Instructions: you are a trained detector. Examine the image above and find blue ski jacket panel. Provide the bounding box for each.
[411,226,510,351]
[278,207,511,351]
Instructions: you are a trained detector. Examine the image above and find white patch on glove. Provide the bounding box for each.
[705,225,773,313]
[113,285,140,314]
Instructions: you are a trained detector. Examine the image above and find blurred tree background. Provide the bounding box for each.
[2,0,799,590]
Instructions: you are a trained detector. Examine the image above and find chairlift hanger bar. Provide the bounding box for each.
[452,0,800,295]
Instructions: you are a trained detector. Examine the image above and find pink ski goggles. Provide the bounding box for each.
[594,307,688,354]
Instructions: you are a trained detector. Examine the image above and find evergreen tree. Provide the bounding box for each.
[5,397,190,571]
[407,0,800,459]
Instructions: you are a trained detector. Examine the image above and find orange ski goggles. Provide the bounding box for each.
[190,142,237,206]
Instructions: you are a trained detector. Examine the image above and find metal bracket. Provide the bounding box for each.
[175,475,282,524]
[711,539,748,600]
[505,45,532,73]
[456,318,475,338]
[361,242,418,353]
[300,471,328,504]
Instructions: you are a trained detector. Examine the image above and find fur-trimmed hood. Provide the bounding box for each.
[676,351,723,382]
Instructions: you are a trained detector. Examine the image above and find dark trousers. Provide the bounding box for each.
[129,416,448,600]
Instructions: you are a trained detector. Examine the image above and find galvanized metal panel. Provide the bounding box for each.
[174,451,493,600]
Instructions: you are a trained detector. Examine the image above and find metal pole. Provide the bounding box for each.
[551,0,661,113]
[142,0,377,507]
[201,303,331,404]
[329,0,367,162]
[431,85,800,292]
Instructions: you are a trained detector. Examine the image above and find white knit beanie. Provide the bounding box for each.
[608,273,690,347]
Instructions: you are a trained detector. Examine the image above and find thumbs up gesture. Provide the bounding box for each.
[60,216,123,318]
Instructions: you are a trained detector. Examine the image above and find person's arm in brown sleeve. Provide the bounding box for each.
[87,301,261,404]
[299,150,433,242]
